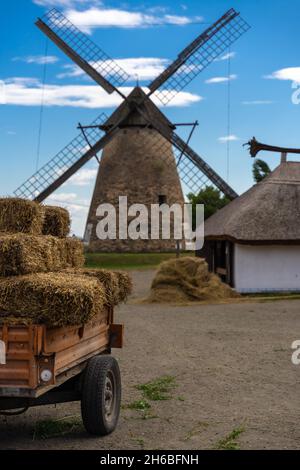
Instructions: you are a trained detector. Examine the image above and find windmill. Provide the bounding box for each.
[14,8,250,251]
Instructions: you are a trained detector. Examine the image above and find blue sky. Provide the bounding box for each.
[1,0,300,235]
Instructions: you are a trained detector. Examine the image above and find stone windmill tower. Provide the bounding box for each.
[14,8,249,252]
[85,88,185,252]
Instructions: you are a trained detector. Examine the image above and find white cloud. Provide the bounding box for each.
[58,58,170,81]
[66,7,203,34]
[215,52,236,61]
[1,77,202,108]
[48,192,78,201]
[69,168,98,186]
[265,67,300,83]
[205,74,237,84]
[154,90,202,107]
[218,135,239,143]
[242,100,274,105]
[33,0,100,7]
[13,55,59,65]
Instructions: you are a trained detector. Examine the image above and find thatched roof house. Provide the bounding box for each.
[199,162,300,293]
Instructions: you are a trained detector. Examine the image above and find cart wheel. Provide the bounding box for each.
[81,355,121,436]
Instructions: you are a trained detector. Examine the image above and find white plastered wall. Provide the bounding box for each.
[234,244,300,293]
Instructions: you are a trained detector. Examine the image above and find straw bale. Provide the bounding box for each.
[66,268,133,305]
[0,198,43,235]
[0,233,84,276]
[0,273,106,327]
[42,206,70,238]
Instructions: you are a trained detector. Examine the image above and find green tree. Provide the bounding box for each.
[187,186,230,227]
[252,159,271,183]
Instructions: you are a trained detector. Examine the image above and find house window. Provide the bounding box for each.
[158,195,167,205]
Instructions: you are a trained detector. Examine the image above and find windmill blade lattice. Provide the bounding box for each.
[140,126,237,199]
[37,9,130,92]
[14,113,108,201]
[148,8,250,105]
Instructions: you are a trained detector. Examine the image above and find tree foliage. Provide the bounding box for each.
[187,186,230,228]
[252,159,271,183]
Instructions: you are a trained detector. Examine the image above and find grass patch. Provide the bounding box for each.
[215,426,245,450]
[136,376,177,401]
[139,412,159,420]
[184,422,209,441]
[133,437,145,449]
[85,252,193,270]
[126,399,151,411]
[33,416,82,440]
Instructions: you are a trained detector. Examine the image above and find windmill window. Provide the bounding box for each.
[158,195,167,205]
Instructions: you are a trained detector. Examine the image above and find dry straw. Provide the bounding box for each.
[66,268,133,306]
[0,233,84,276]
[148,257,239,303]
[0,273,107,327]
[42,206,71,238]
[0,198,43,235]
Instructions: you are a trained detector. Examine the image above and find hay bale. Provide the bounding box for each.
[42,206,71,238]
[66,268,133,306]
[0,233,84,276]
[0,273,106,327]
[148,257,239,303]
[0,198,43,235]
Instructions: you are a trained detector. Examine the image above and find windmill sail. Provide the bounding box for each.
[14,6,250,245]
[148,8,250,105]
[36,9,130,95]
[14,113,108,201]
[140,123,238,199]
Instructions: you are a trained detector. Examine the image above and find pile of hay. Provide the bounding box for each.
[66,268,133,306]
[0,234,84,276]
[0,198,43,234]
[0,198,132,327]
[0,273,107,327]
[147,257,239,303]
[42,206,70,238]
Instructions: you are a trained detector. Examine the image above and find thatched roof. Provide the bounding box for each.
[101,87,175,130]
[204,162,300,243]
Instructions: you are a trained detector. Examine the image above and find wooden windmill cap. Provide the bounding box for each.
[101,86,175,131]
[203,161,300,243]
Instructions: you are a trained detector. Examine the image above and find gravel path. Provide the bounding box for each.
[1,270,300,450]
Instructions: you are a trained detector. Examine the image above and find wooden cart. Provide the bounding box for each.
[0,307,124,436]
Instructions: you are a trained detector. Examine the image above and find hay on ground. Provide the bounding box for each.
[42,206,70,238]
[148,257,239,303]
[66,268,133,305]
[0,198,43,235]
[0,233,84,276]
[0,273,106,327]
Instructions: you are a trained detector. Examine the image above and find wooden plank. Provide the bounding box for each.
[55,331,109,374]
[44,311,108,354]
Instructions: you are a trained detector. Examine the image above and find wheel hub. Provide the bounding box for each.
[104,373,115,419]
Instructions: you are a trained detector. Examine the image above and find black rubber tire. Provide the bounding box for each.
[81,355,121,436]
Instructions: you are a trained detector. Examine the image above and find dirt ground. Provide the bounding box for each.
[1,269,300,450]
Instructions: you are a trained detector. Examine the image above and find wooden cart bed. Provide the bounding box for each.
[0,307,123,398]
